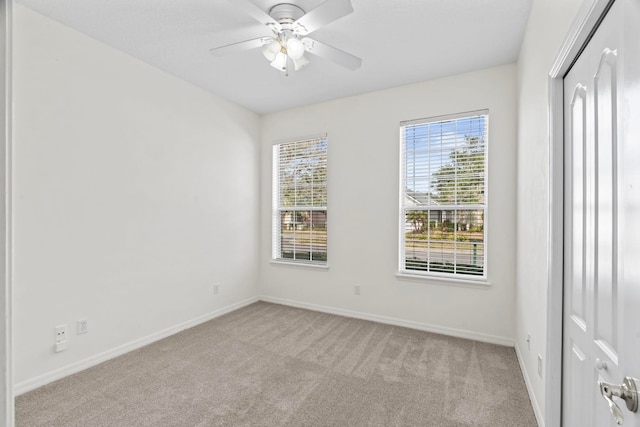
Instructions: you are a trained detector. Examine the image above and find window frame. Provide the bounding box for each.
[398,110,489,282]
[271,135,328,267]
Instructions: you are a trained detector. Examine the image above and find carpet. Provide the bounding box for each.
[16,301,537,426]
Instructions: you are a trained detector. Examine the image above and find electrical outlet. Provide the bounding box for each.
[77,319,88,335]
[55,324,67,352]
[537,354,543,378]
[354,285,361,296]
[55,324,66,343]
[213,284,220,295]
[526,333,531,350]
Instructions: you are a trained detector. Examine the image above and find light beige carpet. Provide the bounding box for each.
[16,302,537,426]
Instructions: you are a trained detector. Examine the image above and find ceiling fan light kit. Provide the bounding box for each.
[210,0,362,75]
[261,40,281,61]
[286,37,305,60]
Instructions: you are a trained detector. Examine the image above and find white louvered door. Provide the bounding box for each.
[562,0,640,425]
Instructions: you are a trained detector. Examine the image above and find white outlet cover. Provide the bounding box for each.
[55,324,67,343]
[77,319,88,335]
[55,340,68,353]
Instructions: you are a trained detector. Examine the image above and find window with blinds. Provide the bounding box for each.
[272,136,327,265]
[400,111,488,278]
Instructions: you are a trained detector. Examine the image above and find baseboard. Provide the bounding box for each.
[14,296,259,396]
[515,342,544,427]
[258,295,514,347]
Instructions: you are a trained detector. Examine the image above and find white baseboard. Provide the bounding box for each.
[259,295,514,347]
[515,342,544,427]
[14,296,259,396]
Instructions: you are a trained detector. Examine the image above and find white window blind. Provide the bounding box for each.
[272,136,327,264]
[400,111,488,278]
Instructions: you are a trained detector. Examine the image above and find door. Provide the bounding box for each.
[562,0,640,425]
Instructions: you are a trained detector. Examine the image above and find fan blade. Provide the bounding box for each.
[210,37,271,56]
[303,38,361,70]
[293,0,353,35]
[226,0,282,32]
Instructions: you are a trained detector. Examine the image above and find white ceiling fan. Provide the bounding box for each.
[210,0,362,75]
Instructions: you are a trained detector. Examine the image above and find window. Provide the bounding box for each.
[400,111,488,278]
[272,136,328,265]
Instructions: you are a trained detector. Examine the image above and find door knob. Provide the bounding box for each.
[596,358,608,370]
[599,377,639,425]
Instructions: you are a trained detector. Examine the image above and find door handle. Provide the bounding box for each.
[598,377,639,425]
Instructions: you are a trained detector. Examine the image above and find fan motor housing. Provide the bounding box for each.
[269,3,305,24]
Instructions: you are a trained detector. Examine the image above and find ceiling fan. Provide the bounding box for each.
[210,0,362,74]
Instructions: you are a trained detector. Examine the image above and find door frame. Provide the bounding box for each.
[1,0,11,425]
[546,0,615,426]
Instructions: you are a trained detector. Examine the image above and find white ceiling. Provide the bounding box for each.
[18,0,532,114]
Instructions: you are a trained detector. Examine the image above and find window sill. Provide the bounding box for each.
[270,260,329,270]
[395,271,491,288]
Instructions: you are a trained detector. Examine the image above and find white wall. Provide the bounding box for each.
[12,5,260,389]
[515,0,583,422]
[260,64,518,344]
